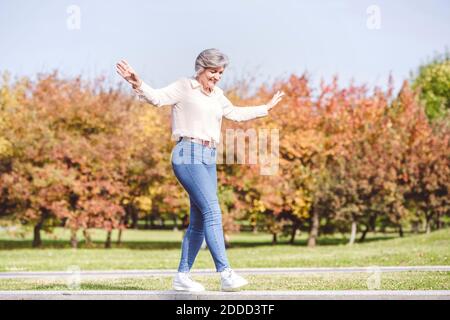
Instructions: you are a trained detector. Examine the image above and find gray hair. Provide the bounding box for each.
[194,48,229,76]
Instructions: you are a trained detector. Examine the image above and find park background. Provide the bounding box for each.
[0,0,449,291]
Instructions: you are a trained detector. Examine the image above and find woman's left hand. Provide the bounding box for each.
[267,90,285,110]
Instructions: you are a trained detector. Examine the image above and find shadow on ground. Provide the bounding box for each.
[0,235,397,250]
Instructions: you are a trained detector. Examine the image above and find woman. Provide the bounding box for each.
[116,48,284,292]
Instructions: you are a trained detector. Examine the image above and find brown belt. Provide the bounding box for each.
[179,136,217,148]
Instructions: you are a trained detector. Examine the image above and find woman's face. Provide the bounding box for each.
[197,66,224,91]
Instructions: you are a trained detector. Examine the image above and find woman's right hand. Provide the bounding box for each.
[116,60,142,89]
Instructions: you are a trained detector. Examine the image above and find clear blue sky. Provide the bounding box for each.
[1,0,449,93]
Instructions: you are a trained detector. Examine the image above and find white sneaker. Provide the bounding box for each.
[173,272,205,292]
[220,268,248,291]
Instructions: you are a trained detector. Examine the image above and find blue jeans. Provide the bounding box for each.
[171,140,230,272]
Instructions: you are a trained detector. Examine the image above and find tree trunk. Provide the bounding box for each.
[290,222,299,244]
[224,234,230,248]
[182,214,189,230]
[131,210,138,229]
[32,211,48,248]
[422,218,427,232]
[307,210,319,247]
[435,213,442,230]
[117,229,122,246]
[272,233,277,245]
[348,219,357,245]
[411,221,420,234]
[105,231,112,248]
[150,215,155,227]
[83,229,92,247]
[32,223,42,248]
[359,224,369,242]
[398,224,404,237]
[425,214,432,234]
[123,205,131,228]
[70,229,78,249]
[369,214,377,232]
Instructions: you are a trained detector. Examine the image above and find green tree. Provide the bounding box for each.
[412,52,450,120]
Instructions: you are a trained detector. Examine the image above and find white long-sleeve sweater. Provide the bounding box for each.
[135,77,269,144]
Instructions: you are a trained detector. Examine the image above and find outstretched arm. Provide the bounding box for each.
[221,90,285,122]
[116,60,183,107]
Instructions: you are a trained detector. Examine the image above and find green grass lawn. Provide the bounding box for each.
[0,272,448,291]
[0,227,448,272]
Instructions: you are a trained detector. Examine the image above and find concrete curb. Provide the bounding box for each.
[1,290,449,300]
[1,266,449,279]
